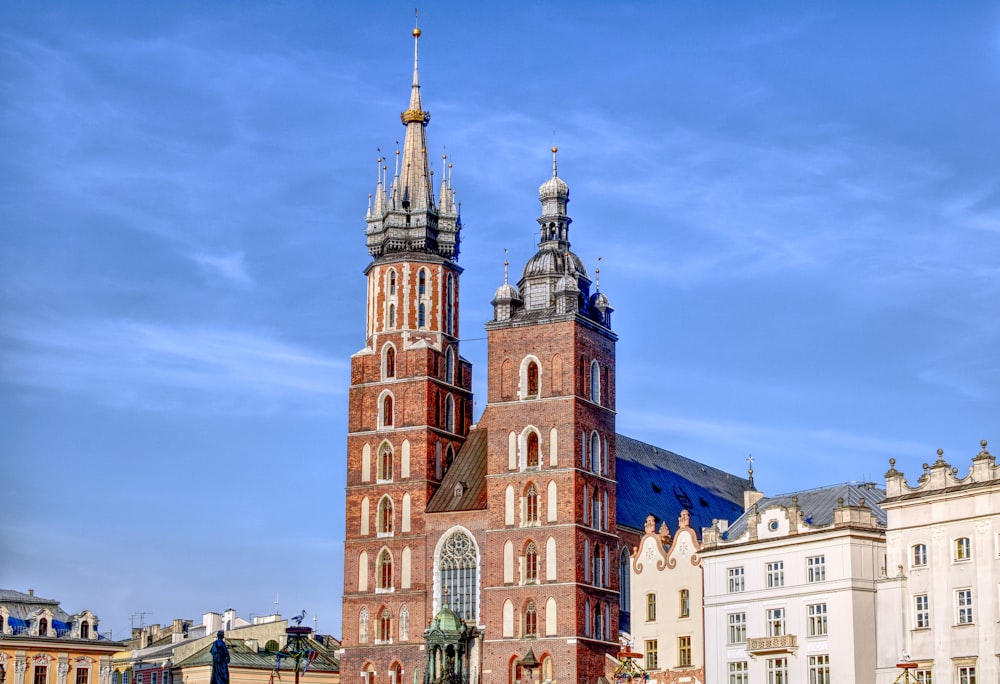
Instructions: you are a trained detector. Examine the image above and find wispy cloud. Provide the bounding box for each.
[1,315,345,413]
[188,250,253,286]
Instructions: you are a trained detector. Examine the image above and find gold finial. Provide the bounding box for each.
[551,146,558,177]
[595,256,602,289]
[503,248,509,284]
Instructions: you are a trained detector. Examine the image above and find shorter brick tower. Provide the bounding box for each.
[341,25,473,682]
[479,148,618,682]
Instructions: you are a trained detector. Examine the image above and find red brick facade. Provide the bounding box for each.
[342,27,626,684]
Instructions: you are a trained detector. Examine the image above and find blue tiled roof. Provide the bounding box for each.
[723,483,887,539]
[616,434,749,534]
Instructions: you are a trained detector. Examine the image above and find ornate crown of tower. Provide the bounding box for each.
[365,26,460,260]
[491,148,613,327]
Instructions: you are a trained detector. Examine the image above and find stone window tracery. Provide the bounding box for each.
[438,529,478,622]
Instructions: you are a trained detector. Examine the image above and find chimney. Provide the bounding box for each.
[28,589,35,596]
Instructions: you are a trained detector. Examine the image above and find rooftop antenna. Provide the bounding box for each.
[274,593,279,617]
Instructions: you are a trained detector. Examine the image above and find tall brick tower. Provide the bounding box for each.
[341,25,473,683]
[480,148,618,682]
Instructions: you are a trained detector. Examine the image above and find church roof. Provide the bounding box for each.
[615,434,749,534]
[425,430,748,530]
[426,428,489,513]
[722,482,887,540]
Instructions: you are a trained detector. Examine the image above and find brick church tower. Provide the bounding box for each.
[340,25,474,682]
[479,148,619,682]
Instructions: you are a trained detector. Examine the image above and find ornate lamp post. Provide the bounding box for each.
[275,614,316,684]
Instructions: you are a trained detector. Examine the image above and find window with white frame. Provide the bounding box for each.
[912,543,927,567]
[807,555,826,582]
[728,567,745,593]
[912,669,931,684]
[728,662,748,684]
[957,665,976,684]
[807,603,828,636]
[914,594,930,628]
[766,657,788,684]
[766,561,784,588]
[808,655,830,684]
[956,588,973,624]
[766,607,785,637]
[954,537,971,561]
[728,613,746,644]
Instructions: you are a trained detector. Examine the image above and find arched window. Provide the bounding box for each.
[525,484,538,524]
[390,664,402,684]
[594,600,604,640]
[399,605,410,641]
[590,360,601,404]
[524,602,537,637]
[378,496,394,536]
[38,618,48,636]
[388,304,396,329]
[378,609,392,643]
[912,543,927,567]
[382,394,394,428]
[955,537,971,561]
[594,544,605,588]
[527,361,539,398]
[358,608,369,643]
[378,443,393,481]
[592,488,601,530]
[418,303,426,328]
[385,347,395,378]
[444,394,455,432]
[525,542,538,583]
[388,270,397,295]
[619,549,631,611]
[445,273,454,336]
[583,485,590,525]
[602,489,609,530]
[418,269,426,295]
[590,432,601,475]
[584,601,591,637]
[680,588,690,617]
[526,432,539,468]
[541,656,553,682]
[377,549,393,591]
[80,621,90,639]
[445,445,455,473]
[445,347,455,383]
[439,529,478,622]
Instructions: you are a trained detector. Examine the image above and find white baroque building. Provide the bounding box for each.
[700,483,886,684]
[875,440,999,684]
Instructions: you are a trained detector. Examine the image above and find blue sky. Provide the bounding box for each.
[1,1,998,639]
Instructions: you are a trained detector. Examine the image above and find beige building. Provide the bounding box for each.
[875,440,999,684]
[0,590,121,684]
[628,511,705,684]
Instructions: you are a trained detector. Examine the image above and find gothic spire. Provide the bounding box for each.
[364,24,460,261]
[397,25,434,213]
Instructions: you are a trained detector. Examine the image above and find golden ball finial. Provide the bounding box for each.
[413,27,422,38]
[552,146,558,153]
